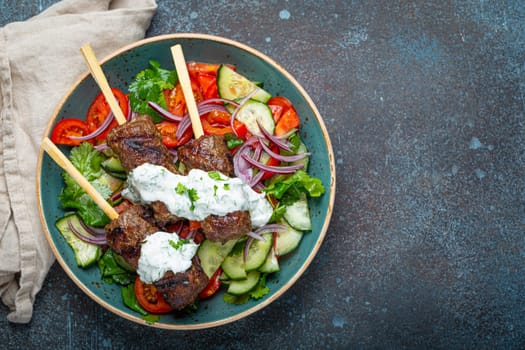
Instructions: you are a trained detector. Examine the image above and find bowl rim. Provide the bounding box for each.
[36,33,336,330]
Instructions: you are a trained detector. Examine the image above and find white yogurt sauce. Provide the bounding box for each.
[123,163,273,227]
[137,231,199,283]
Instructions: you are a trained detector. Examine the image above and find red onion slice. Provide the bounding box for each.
[258,137,310,162]
[69,111,114,141]
[257,119,293,152]
[148,101,184,122]
[241,153,304,174]
[67,218,107,245]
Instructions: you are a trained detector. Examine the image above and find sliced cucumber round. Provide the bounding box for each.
[258,247,280,273]
[198,239,237,278]
[235,99,275,136]
[283,193,312,231]
[245,233,273,271]
[227,270,261,296]
[275,221,303,256]
[217,65,272,103]
[221,244,247,280]
[55,214,102,268]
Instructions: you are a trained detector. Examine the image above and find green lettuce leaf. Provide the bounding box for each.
[58,142,111,226]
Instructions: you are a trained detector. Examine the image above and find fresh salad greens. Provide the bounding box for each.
[58,142,121,226]
[128,60,178,122]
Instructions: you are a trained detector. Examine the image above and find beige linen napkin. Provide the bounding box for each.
[0,0,157,323]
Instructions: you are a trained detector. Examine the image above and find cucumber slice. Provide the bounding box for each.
[289,140,309,171]
[275,221,303,256]
[217,65,271,103]
[221,242,247,280]
[235,99,275,136]
[198,239,237,278]
[55,214,102,268]
[283,193,312,231]
[101,157,125,173]
[259,247,280,273]
[245,233,273,271]
[227,270,261,296]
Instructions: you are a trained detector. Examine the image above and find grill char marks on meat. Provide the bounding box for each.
[201,210,252,243]
[106,115,178,174]
[177,134,234,177]
[153,257,209,310]
[105,204,157,270]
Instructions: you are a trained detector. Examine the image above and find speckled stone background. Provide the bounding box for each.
[2,1,525,349]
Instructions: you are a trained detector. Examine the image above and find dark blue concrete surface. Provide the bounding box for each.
[2,0,525,348]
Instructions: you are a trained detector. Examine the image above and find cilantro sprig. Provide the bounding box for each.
[128,60,178,122]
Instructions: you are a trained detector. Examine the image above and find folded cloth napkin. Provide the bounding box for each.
[0,0,157,323]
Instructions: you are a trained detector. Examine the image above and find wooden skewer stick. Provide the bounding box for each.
[171,44,204,139]
[41,137,119,220]
[80,44,127,126]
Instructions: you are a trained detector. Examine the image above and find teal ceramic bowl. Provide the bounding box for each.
[37,34,335,329]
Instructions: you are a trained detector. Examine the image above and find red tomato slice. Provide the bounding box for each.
[156,120,192,148]
[187,62,221,77]
[274,107,300,136]
[164,80,204,117]
[196,74,216,96]
[86,88,128,141]
[134,276,172,314]
[267,95,296,126]
[199,268,222,299]
[50,118,90,146]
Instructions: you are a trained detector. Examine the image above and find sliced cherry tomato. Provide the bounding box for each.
[189,220,202,231]
[187,62,221,77]
[50,118,90,146]
[156,121,192,148]
[163,84,185,117]
[134,276,172,314]
[164,80,203,117]
[199,267,222,299]
[274,107,300,136]
[86,87,128,141]
[197,74,216,96]
[267,96,294,124]
[200,110,248,139]
[178,221,204,244]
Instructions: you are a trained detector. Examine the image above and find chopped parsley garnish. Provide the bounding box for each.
[208,171,225,181]
[175,182,187,195]
[223,183,230,190]
[213,184,218,196]
[187,188,199,211]
[175,183,199,211]
[169,238,190,250]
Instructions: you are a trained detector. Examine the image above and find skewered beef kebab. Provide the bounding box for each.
[104,114,253,310]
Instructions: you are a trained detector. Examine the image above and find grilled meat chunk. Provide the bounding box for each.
[177,134,234,176]
[149,201,182,229]
[106,115,178,173]
[105,204,157,270]
[153,257,209,310]
[201,210,252,243]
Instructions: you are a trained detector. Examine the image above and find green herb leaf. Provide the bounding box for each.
[207,171,222,181]
[97,249,135,285]
[169,238,190,250]
[58,142,112,227]
[121,283,148,316]
[175,182,187,194]
[250,274,270,300]
[128,60,178,122]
